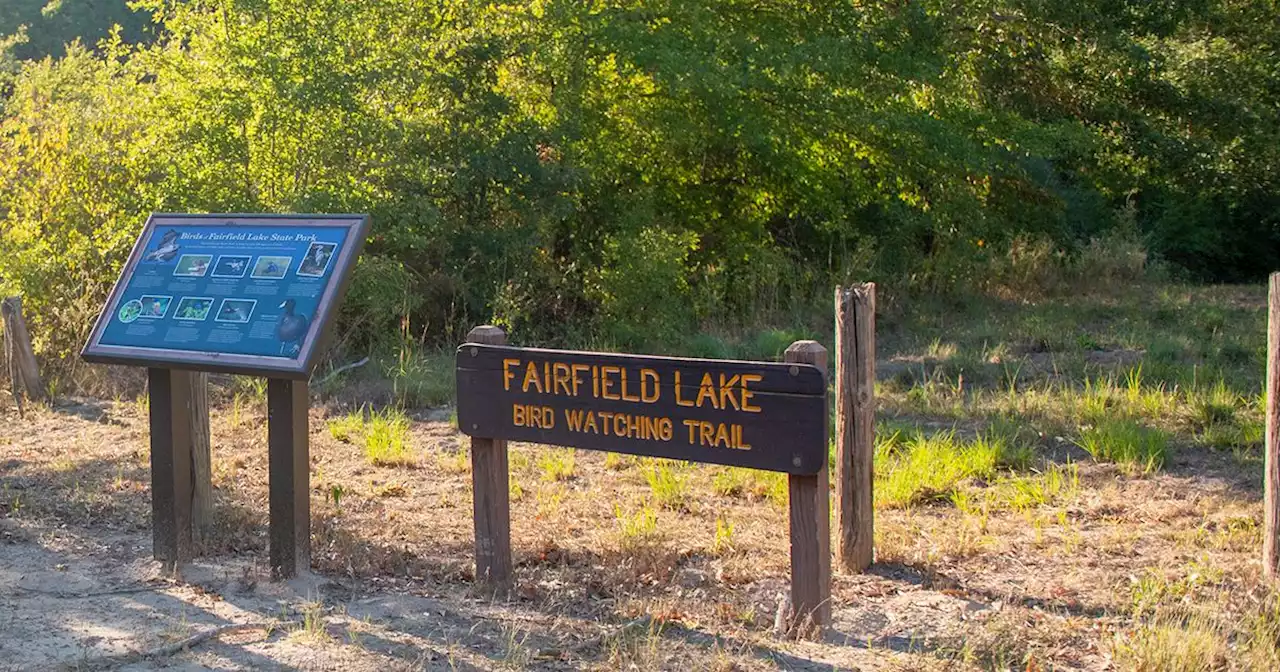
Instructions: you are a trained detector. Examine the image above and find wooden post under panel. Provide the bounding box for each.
[2,296,46,411]
[148,367,194,568]
[1266,273,1280,578]
[466,325,514,590]
[268,379,310,579]
[189,372,212,544]
[784,340,831,632]
[835,285,876,572]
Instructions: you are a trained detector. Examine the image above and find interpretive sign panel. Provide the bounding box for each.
[456,344,828,474]
[82,213,369,378]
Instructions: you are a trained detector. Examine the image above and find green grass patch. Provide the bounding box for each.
[1076,419,1168,474]
[643,459,690,510]
[876,430,1023,508]
[364,407,414,467]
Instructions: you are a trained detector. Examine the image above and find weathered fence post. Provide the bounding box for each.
[1266,273,1280,578]
[2,296,46,414]
[784,340,831,632]
[835,285,876,572]
[466,325,513,590]
[189,372,212,544]
[148,367,194,569]
[267,378,310,579]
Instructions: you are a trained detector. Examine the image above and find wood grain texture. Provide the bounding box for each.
[1267,274,1280,578]
[148,368,193,568]
[466,326,514,589]
[268,379,310,578]
[189,371,212,544]
[784,340,831,632]
[835,285,876,572]
[456,344,828,474]
[2,296,45,412]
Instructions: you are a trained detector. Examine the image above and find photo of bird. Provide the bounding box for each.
[218,301,253,323]
[276,299,310,356]
[188,258,209,275]
[143,230,181,262]
[226,259,245,272]
[298,243,336,276]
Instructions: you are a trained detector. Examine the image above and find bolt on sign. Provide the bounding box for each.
[456,345,827,474]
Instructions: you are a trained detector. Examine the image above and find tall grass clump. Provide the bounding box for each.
[1076,419,1168,475]
[643,459,690,510]
[877,430,1015,508]
[364,407,414,466]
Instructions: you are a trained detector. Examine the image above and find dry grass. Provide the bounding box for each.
[2,283,1278,669]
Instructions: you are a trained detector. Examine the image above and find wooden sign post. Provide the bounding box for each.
[1266,272,1280,578]
[457,331,831,631]
[835,284,875,572]
[82,213,368,577]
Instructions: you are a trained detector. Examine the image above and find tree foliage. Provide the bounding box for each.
[0,0,1277,359]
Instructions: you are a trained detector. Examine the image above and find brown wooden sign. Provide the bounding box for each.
[456,344,827,474]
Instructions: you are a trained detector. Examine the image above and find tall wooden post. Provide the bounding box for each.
[2,296,46,413]
[148,368,193,568]
[189,372,212,544]
[1266,273,1280,578]
[835,285,876,572]
[784,340,831,632]
[466,325,513,590]
[268,379,310,578]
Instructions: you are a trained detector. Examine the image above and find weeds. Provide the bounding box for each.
[615,503,662,554]
[1076,419,1168,474]
[643,460,690,510]
[364,407,414,467]
[537,449,576,482]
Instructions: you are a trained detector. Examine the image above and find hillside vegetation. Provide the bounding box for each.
[0,1,1277,368]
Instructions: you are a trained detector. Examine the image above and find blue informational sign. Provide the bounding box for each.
[82,214,369,378]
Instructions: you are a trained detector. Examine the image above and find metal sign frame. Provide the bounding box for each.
[81,213,369,379]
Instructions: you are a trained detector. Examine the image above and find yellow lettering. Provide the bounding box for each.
[585,411,598,434]
[601,366,621,400]
[522,362,544,394]
[620,368,641,403]
[565,409,585,431]
[741,374,763,412]
[512,404,525,426]
[614,414,627,437]
[553,363,572,396]
[628,414,645,439]
[714,423,731,448]
[675,371,694,407]
[696,373,720,409]
[645,416,662,440]
[540,406,555,429]
[732,424,751,450]
[598,411,614,434]
[683,419,699,444]
[640,368,660,403]
[699,421,715,446]
[658,418,674,441]
[502,358,520,391]
[719,374,741,411]
[571,364,589,397]
[592,365,600,398]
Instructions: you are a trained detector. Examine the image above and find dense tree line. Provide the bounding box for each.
[0,1,1277,359]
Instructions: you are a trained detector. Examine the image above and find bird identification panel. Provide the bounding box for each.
[82,214,369,378]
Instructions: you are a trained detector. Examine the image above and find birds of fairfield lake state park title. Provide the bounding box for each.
[276,299,310,356]
[143,230,181,262]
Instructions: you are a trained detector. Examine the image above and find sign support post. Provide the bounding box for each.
[466,325,513,589]
[268,379,310,578]
[148,367,194,568]
[784,341,831,632]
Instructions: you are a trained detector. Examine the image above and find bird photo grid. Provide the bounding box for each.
[93,221,352,360]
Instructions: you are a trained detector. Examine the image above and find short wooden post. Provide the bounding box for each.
[267,378,310,578]
[2,296,46,413]
[1266,273,1280,578]
[466,325,513,590]
[148,368,194,568]
[835,285,875,572]
[784,340,831,632]
[189,372,212,544]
